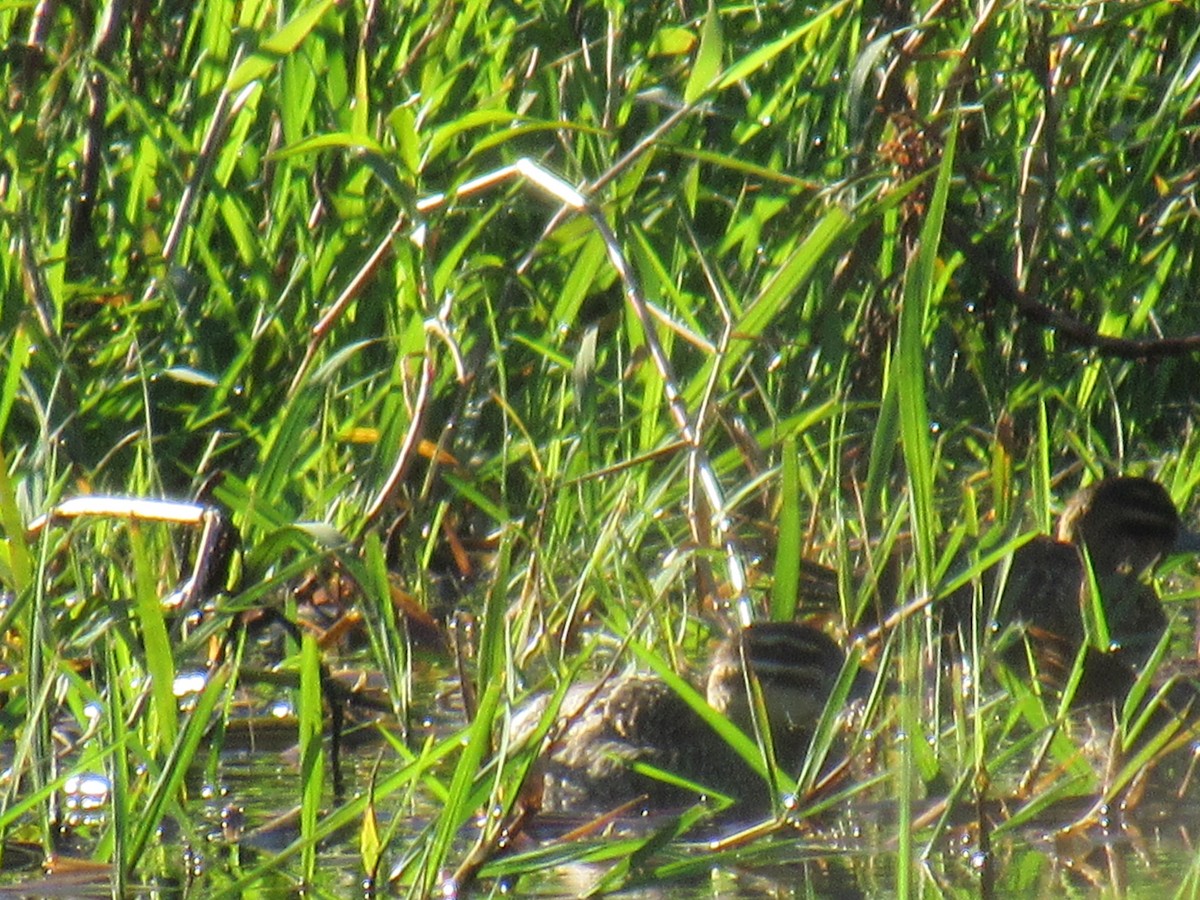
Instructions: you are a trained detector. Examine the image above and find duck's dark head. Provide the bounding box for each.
[1057,476,1191,576]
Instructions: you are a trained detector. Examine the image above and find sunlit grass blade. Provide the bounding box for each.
[106,639,130,889]
[128,524,178,751]
[298,633,324,884]
[771,436,801,622]
[0,445,33,594]
[227,0,339,93]
[126,666,230,867]
[418,681,503,897]
[629,640,768,783]
[684,5,723,105]
[896,120,957,592]
[584,803,715,896]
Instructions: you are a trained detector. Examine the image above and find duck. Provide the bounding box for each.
[994,476,1197,702]
[512,622,858,814]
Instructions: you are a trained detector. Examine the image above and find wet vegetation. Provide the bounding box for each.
[2,0,1200,895]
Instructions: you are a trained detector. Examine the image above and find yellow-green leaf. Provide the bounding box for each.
[684,5,723,105]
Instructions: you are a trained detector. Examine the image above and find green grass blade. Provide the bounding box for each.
[896,118,957,591]
[128,524,179,750]
[127,666,230,867]
[772,436,801,622]
[227,0,338,93]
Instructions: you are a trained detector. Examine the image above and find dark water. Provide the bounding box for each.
[7,647,1200,897]
[221,668,1200,896]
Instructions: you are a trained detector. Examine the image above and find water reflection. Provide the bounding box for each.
[11,605,1200,896]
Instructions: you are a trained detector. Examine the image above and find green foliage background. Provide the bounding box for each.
[1,0,1200,893]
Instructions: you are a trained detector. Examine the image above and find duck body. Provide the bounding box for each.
[514,622,850,814]
[515,675,758,812]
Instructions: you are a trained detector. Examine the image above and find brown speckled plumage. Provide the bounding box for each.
[512,623,852,813]
[997,476,1192,702]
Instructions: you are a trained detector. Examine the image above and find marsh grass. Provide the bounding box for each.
[2,0,1200,895]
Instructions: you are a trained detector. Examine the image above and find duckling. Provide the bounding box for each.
[513,622,856,814]
[996,476,1196,702]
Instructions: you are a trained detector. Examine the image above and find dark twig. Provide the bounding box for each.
[947,222,1200,361]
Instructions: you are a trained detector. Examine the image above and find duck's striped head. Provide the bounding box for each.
[1057,476,1187,576]
[706,622,848,743]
